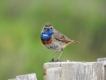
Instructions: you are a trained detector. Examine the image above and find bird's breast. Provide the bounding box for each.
[41,37,52,45]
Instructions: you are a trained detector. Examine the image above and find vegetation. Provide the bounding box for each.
[0,0,106,80]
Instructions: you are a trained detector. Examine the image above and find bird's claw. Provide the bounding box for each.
[50,58,62,62]
[50,58,55,62]
[56,59,61,62]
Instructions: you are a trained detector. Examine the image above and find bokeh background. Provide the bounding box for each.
[0,0,106,80]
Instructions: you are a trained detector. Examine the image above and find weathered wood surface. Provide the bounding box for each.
[8,79,16,80]
[97,58,106,66]
[47,67,61,80]
[8,58,106,80]
[97,58,106,80]
[44,62,104,80]
[8,73,37,80]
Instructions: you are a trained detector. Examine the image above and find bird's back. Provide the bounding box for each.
[53,29,71,43]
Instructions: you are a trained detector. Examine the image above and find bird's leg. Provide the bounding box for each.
[57,50,63,61]
[50,51,57,62]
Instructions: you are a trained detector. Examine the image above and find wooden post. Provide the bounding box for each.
[8,58,106,80]
[8,73,37,80]
[97,58,106,66]
[8,79,16,80]
[44,62,104,80]
[47,67,61,80]
[44,62,61,80]
[97,58,106,80]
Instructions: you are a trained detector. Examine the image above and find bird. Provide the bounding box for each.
[40,23,79,62]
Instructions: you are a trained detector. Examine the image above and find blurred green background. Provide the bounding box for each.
[0,0,106,80]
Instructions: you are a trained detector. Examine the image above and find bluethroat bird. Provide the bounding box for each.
[40,23,79,62]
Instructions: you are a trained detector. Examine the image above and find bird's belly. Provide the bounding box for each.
[44,39,63,51]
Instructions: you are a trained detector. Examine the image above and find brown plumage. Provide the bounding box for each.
[40,23,80,62]
[41,37,53,45]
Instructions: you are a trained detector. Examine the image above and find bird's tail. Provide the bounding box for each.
[71,40,80,43]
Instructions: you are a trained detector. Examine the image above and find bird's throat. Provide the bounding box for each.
[41,33,51,41]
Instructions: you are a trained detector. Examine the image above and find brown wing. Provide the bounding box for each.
[53,30,72,43]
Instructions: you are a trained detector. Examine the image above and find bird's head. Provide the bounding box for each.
[43,23,54,31]
[41,23,54,41]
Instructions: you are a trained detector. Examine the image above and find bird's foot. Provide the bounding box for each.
[50,58,55,62]
[56,59,61,62]
[50,58,62,62]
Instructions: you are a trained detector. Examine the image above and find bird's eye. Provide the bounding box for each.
[44,28,46,30]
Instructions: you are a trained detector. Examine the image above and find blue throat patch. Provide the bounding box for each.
[41,29,53,41]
